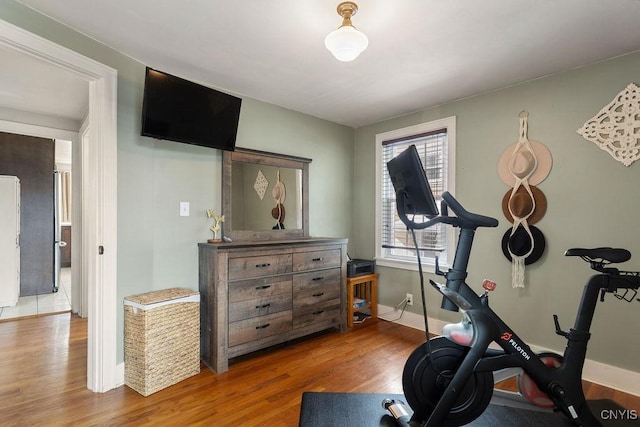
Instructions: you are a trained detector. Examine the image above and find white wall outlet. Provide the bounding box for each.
[406,293,413,306]
[180,202,190,217]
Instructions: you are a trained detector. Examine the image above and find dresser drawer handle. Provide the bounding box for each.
[255,285,271,290]
[255,323,271,330]
[312,276,324,281]
[312,310,325,315]
[312,257,324,262]
[255,303,271,309]
[312,292,325,297]
[255,263,271,268]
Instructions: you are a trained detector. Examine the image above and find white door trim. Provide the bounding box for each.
[0,19,118,392]
[77,117,90,318]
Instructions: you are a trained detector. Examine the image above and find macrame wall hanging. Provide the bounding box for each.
[497,112,551,288]
[271,170,286,229]
[577,83,640,167]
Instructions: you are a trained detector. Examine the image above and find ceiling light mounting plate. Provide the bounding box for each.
[337,1,358,26]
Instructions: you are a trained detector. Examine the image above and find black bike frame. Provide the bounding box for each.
[408,192,631,427]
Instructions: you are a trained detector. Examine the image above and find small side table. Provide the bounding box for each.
[347,273,378,328]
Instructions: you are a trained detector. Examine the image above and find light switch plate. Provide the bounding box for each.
[180,202,190,216]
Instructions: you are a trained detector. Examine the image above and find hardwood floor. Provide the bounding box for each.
[0,313,638,426]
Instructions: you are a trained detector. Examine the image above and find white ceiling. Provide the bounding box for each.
[7,0,640,128]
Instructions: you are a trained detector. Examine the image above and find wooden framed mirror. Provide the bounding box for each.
[222,148,311,241]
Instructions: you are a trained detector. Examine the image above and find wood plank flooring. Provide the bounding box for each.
[0,313,637,426]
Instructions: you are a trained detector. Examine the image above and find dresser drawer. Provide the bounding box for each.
[228,254,292,280]
[229,275,293,302]
[293,300,341,328]
[229,311,292,347]
[294,282,340,307]
[293,268,341,292]
[229,293,292,323]
[292,249,341,272]
[294,270,341,308]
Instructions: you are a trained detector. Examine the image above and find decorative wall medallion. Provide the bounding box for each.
[253,169,268,200]
[577,83,640,167]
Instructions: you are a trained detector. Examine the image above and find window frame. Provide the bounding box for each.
[374,116,456,272]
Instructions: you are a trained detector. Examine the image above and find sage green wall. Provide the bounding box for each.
[354,52,640,372]
[0,1,354,364]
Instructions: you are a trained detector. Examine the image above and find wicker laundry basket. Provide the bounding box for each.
[124,288,200,396]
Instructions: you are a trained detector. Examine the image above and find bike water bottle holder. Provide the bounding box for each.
[614,270,640,302]
[599,269,640,302]
[613,287,638,302]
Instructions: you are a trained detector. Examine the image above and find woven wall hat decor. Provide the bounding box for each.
[577,83,640,167]
[272,170,286,204]
[501,185,547,225]
[501,225,546,266]
[271,203,286,222]
[497,117,552,187]
[271,170,287,229]
[497,111,551,288]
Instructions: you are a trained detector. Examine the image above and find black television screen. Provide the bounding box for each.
[387,144,439,217]
[141,67,242,151]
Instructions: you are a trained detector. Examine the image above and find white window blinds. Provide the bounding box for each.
[380,129,449,265]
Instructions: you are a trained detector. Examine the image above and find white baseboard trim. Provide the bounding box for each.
[377,304,640,397]
[116,363,125,387]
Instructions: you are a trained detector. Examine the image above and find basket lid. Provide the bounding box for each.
[124,288,199,306]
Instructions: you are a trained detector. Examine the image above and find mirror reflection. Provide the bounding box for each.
[222,148,310,241]
[231,162,302,231]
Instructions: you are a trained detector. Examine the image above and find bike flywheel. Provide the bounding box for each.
[402,337,494,426]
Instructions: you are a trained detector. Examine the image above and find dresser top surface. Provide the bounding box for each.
[198,237,347,250]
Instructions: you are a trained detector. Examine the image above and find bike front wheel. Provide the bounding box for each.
[402,336,494,426]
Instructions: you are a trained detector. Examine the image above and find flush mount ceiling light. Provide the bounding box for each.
[324,2,369,62]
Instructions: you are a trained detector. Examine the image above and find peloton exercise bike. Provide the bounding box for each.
[383,145,640,426]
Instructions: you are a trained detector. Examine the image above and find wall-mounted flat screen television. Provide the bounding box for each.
[141,67,242,151]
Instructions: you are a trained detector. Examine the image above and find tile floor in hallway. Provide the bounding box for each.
[0,268,71,321]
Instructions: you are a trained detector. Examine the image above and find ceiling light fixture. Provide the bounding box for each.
[324,2,369,62]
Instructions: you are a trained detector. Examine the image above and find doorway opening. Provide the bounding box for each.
[0,19,118,392]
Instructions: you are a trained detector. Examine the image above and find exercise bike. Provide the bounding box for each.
[384,145,640,426]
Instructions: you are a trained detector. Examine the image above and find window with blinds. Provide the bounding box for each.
[377,118,454,268]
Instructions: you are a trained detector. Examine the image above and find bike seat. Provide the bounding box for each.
[565,247,631,264]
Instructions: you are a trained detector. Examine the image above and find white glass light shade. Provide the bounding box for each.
[324,25,369,62]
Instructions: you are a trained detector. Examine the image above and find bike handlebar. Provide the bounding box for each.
[441,192,499,229]
[395,190,499,231]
